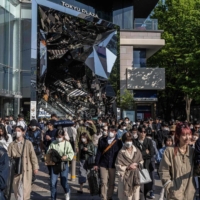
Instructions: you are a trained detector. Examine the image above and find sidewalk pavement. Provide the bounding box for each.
[11,162,163,200]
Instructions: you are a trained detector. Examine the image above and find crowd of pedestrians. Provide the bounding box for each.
[0,113,200,200]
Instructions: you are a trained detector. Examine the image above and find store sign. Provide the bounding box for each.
[30,101,37,120]
[61,1,99,18]
[134,98,158,102]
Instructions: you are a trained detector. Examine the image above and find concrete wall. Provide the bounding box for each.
[120,30,165,95]
[120,46,133,94]
[120,31,162,39]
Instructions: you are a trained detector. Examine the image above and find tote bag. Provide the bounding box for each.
[139,168,152,184]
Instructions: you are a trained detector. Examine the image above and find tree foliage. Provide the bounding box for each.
[149,0,200,121]
[120,89,135,110]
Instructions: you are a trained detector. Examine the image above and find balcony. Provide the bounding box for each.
[126,67,165,90]
[134,18,158,31]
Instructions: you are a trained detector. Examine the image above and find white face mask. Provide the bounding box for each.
[133,134,138,139]
[16,132,22,138]
[109,132,115,138]
[123,127,126,130]
[103,131,107,136]
[125,142,132,148]
[31,126,36,129]
[64,136,68,140]
[125,121,129,124]
[193,136,198,141]
[56,138,63,142]
[81,138,87,143]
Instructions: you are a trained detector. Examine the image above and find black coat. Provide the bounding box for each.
[95,136,123,168]
[157,130,169,149]
[49,149,63,175]
[195,137,200,165]
[133,138,154,171]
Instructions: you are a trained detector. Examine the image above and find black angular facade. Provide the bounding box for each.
[37,5,119,119]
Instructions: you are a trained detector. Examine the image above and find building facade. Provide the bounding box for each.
[0,0,165,119]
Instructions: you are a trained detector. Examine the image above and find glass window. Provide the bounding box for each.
[113,6,133,29]
[133,49,146,68]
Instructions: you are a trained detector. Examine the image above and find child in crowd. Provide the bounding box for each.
[156,136,173,200]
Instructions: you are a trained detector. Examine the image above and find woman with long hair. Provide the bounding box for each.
[0,124,12,150]
[159,123,195,200]
[8,126,39,200]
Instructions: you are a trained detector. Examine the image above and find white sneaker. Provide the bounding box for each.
[65,189,70,200]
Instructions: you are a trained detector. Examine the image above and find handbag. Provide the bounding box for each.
[44,153,55,165]
[60,141,67,172]
[87,169,100,196]
[13,139,26,175]
[139,168,152,184]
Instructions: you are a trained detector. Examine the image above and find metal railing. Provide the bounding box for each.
[134,18,158,31]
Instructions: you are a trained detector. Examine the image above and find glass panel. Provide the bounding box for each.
[134,18,158,31]
[35,3,119,118]
[133,49,146,68]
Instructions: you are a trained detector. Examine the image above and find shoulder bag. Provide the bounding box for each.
[13,139,26,175]
[102,140,117,155]
[60,141,67,172]
[139,168,152,184]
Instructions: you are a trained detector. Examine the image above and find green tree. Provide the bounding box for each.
[120,89,135,110]
[149,0,200,121]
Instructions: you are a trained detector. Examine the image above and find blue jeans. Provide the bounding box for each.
[50,163,69,200]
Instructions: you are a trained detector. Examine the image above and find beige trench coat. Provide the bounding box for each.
[115,145,143,200]
[8,139,39,200]
[159,146,195,200]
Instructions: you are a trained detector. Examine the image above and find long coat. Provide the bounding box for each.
[159,146,195,200]
[8,139,39,200]
[115,145,143,200]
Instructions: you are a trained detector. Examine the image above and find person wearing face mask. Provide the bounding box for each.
[94,125,123,200]
[48,129,74,200]
[132,126,155,199]
[124,117,132,131]
[115,132,143,200]
[0,124,12,150]
[76,120,97,153]
[189,131,198,148]
[25,119,42,159]
[77,133,95,194]
[117,124,127,140]
[8,126,39,200]
[131,128,138,139]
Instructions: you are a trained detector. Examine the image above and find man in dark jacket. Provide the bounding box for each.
[43,120,57,152]
[94,125,123,200]
[25,119,42,158]
[157,122,170,149]
[133,126,155,199]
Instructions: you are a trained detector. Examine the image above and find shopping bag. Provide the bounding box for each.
[87,169,99,196]
[139,168,152,184]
